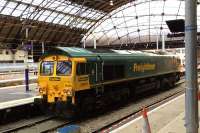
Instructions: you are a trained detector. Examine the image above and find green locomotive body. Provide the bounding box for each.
[37,47,181,115]
[56,47,181,86]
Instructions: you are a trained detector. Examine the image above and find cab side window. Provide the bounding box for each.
[77,63,89,75]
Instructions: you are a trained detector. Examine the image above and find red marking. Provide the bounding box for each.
[141,107,148,118]
[141,107,151,133]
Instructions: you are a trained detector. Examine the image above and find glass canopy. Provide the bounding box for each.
[0,0,105,30]
[0,0,199,47]
[86,0,200,46]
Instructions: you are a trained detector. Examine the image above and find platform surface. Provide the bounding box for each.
[0,84,38,103]
[112,94,200,133]
[0,84,40,110]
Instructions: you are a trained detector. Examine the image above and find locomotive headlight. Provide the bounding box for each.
[39,87,47,94]
[63,89,73,96]
[39,83,47,94]
[67,90,72,96]
[39,88,44,93]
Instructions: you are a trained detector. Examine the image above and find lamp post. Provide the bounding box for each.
[162,31,165,52]
[23,26,29,92]
[154,28,159,50]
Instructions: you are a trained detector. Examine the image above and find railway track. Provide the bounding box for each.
[0,115,54,133]
[0,115,71,133]
[77,79,186,133]
[0,79,187,133]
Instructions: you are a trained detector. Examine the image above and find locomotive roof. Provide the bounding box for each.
[56,47,156,56]
[43,47,176,62]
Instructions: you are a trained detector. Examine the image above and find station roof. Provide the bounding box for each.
[0,0,200,49]
[0,0,133,47]
[86,1,200,46]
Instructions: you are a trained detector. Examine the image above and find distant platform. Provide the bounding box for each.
[0,71,37,81]
[0,77,37,84]
[0,63,37,72]
[0,84,40,110]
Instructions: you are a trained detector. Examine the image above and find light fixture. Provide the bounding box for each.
[110,0,113,6]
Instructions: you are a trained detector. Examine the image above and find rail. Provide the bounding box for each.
[0,115,72,133]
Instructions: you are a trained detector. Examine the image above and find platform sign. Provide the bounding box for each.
[23,44,32,51]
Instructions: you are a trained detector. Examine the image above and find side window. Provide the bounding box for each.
[77,63,89,75]
[103,65,125,80]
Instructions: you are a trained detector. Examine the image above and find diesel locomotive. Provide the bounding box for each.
[36,47,181,116]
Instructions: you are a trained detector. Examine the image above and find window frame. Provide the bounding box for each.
[40,61,54,76]
[56,61,72,76]
[76,63,89,76]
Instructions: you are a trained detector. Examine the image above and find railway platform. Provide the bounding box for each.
[0,76,37,84]
[111,93,200,133]
[0,84,40,110]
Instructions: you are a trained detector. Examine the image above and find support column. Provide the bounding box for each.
[94,38,96,49]
[185,0,198,133]
[25,50,29,92]
[31,41,33,58]
[156,32,159,50]
[83,39,86,48]
[42,42,45,54]
[25,68,29,91]
[11,50,16,64]
[162,32,165,51]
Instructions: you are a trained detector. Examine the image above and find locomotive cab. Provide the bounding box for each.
[38,55,90,104]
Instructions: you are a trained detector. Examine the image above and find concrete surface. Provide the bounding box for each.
[112,94,200,133]
[0,84,38,103]
[0,84,39,110]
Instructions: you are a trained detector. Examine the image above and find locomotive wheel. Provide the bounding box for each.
[160,76,175,90]
[156,80,160,90]
[160,78,169,90]
[176,74,180,81]
[168,77,176,88]
[55,102,76,119]
[60,108,76,119]
[34,97,50,115]
[80,97,95,115]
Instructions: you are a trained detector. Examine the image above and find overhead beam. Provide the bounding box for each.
[6,0,97,23]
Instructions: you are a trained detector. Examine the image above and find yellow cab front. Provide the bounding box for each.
[38,55,74,103]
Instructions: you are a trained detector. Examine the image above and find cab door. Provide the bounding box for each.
[87,62,96,84]
[95,55,103,84]
[96,62,103,83]
[76,63,90,91]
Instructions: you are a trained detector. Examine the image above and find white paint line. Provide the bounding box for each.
[9,92,36,95]
[0,96,41,110]
[111,94,184,133]
[0,83,37,90]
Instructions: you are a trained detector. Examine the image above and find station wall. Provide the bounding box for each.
[0,49,29,63]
